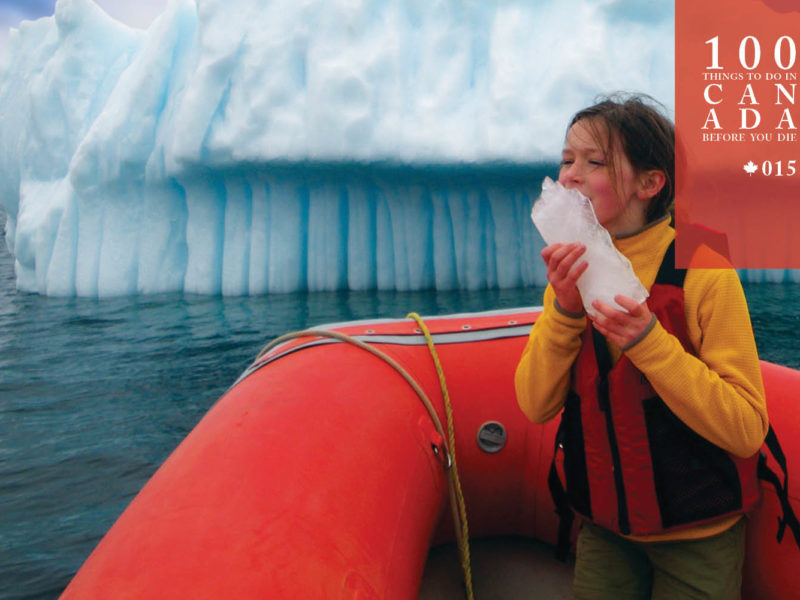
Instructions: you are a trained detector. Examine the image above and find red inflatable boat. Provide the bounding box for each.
[61,308,800,599]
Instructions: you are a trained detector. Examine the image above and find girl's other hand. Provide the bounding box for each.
[590,295,654,349]
[541,242,588,315]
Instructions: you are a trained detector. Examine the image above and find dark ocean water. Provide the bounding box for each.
[1,217,798,599]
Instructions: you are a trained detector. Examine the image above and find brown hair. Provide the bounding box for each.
[568,93,675,223]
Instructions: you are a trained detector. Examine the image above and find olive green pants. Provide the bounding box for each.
[573,519,746,600]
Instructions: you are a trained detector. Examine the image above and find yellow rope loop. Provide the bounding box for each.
[406,312,474,600]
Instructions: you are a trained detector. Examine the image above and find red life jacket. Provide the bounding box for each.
[554,241,762,538]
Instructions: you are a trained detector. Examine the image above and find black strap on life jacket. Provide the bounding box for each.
[757,425,800,548]
[591,326,631,535]
[653,240,687,288]
[548,427,574,561]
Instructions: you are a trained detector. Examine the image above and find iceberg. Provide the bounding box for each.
[531,177,648,316]
[0,0,685,296]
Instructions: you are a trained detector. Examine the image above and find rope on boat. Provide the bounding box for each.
[406,312,474,600]
[255,319,474,600]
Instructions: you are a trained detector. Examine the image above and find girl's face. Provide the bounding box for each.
[558,119,649,237]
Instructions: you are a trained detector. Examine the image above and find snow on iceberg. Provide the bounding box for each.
[0,0,683,296]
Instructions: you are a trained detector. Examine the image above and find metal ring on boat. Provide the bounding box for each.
[431,443,453,470]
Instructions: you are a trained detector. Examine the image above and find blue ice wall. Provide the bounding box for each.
[16,0,791,297]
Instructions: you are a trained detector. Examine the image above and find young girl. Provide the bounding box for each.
[515,95,768,599]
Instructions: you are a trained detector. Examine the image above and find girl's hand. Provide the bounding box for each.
[541,242,588,315]
[590,295,654,349]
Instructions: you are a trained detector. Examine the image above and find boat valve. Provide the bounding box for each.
[476,421,507,454]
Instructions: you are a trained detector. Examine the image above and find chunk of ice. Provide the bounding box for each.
[531,177,648,316]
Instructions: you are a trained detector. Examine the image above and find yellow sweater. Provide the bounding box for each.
[514,218,768,542]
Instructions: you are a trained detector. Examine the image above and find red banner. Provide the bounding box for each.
[676,0,800,268]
